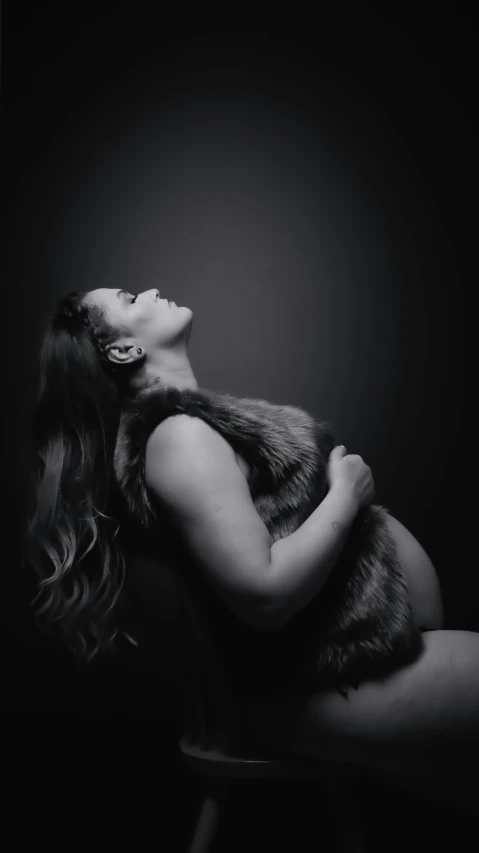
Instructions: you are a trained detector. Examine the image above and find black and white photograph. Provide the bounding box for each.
[1,11,476,851]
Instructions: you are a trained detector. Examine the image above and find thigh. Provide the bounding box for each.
[244,630,479,811]
[245,630,479,753]
[384,513,444,630]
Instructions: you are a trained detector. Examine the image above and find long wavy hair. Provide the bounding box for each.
[23,291,142,664]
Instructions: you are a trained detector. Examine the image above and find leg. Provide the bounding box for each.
[188,780,230,853]
[244,630,479,815]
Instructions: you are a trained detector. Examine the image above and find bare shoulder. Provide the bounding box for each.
[144,414,239,490]
[146,413,235,458]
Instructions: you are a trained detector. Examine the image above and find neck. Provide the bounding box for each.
[139,350,199,391]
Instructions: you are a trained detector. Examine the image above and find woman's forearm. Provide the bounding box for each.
[263,484,359,628]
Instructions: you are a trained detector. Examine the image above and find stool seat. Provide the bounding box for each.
[178,734,358,782]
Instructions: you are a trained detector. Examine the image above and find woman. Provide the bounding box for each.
[24,286,479,815]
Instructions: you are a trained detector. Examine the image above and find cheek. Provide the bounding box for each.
[145,312,176,340]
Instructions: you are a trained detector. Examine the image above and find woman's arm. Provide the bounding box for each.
[145,414,359,630]
[266,484,359,627]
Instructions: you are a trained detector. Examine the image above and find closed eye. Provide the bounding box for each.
[117,290,138,303]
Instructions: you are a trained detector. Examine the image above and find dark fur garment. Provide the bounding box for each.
[114,381,423,691]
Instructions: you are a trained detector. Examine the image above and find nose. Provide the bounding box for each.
[146,289,160,301]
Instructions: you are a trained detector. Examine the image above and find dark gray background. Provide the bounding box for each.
[1,14,474,850]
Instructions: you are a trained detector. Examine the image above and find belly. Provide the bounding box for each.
[383,513,444,630]
[234,449,444,631]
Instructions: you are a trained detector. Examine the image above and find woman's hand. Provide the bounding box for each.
[327,445,376,511]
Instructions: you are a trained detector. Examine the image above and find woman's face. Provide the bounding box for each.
[84,287,193,354]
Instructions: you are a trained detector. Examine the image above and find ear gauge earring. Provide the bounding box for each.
[137,347,143,355]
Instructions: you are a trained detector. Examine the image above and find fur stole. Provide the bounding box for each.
[114,381,423,692]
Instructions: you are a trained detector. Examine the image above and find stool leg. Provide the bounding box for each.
[187,780,230,853]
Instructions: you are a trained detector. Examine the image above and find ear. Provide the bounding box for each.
[105,337,145,366]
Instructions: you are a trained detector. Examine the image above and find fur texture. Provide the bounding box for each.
[114,381,423,691]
